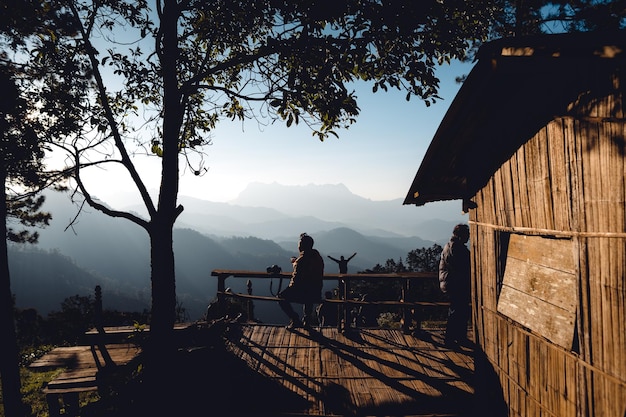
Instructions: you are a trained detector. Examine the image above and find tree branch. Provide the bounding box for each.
[68,1,158,220]
[71,156,150,230]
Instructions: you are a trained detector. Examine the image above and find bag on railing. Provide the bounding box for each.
[267,264,283,296]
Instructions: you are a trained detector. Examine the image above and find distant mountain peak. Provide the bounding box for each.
[232,182,363,215]
[226,181,465,238]
[236,182,356,201]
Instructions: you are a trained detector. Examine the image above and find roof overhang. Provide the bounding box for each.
[404,31,626,206]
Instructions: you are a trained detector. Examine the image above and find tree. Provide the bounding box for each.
[491,0,626,38]
[0,65,54,417]
[46,294,95,345]
[406,243,443,272]
[17,1,505,364]
[0,67,28,417]
[0,2,71,412]
[452,1,626,71]
[17,0,623,350]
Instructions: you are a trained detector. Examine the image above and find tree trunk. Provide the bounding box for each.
[146,0,183,355]
[148,219,177,355]
[142,1,184,387]
[142,217,178,409]
[0,167,25,417]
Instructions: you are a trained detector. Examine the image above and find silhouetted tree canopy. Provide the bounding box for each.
[508,0,626,35]
[6,0,503,354]
[6,0,623,373]
[1,68,53,244]
[459,1,626,64]
[1,3,71,413]
[2,0,624,413]
[406,244,443,273]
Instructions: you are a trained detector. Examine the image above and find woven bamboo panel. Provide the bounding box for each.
[470,115,626,416]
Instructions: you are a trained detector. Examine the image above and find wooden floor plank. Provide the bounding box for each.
[224,324,476,416]
[29,344,141,371]
[30,343,142,396]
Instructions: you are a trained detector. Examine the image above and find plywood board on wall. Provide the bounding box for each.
[497,234,577,349]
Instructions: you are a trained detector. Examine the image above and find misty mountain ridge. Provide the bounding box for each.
[8,183,464,322]
[175,182,465,241]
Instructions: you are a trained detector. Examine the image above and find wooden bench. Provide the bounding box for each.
[31,318,200,416]
[29,344,142,417]
[83,322,192,344]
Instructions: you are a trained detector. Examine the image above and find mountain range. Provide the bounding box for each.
[175,182,465,242]
[8,183,466,323]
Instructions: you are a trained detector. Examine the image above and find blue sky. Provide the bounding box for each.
[86,59,475,207]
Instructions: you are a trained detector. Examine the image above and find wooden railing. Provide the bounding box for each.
[210,270,447,333]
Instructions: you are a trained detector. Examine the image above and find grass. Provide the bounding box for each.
[0,344,101,417]
[0,367,89,417]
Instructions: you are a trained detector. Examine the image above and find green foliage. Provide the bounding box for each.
[6,297,152,417]
[0,68,55,245]
[5,0,508,342]
[11,0,623,359]
[489,0,626,38]
[358,243,450,327]
[18,344,54,369]
[125,321,149,347]
[15,0,504,190]
[14,294,152,351]
[205,296,248,321]
[367,243,442,274]
[45,294,95,345]
[17,367,63,417]
[406,244,443,272]
[1,5,72,415]
[376,312,402,329]
[14,308,47,351]
[3,366,101,417]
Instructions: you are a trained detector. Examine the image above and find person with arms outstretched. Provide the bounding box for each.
[327,252,357,274]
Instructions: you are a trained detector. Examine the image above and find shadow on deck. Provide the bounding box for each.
[206,324,486,416]
[51,322,507,417]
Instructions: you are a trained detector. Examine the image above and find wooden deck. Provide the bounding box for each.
[27,322,481,416]
[223,324,477,416]
[28,322,195,392]
[29,344,142,393]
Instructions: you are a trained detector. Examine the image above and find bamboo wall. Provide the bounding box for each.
[469,69,626,417]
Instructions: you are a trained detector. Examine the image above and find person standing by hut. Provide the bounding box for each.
[278,233,325,329]
[439,224,471,348]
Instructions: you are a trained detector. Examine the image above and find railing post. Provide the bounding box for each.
[411,277,422,332]
[92,285,114,368]
[401,277,411,334]
[246,279,254,321]
[94,285,103,330]
[217,274,228,314]
[341,277,351,333]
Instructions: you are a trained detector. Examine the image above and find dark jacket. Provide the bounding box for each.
[438,236,470,302]
[281,248,324,303]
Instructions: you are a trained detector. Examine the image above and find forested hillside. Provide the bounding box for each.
[7,189,458,322]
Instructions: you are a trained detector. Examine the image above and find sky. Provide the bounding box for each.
[82,60,475,207]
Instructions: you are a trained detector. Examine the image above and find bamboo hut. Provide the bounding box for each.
[404,31,626,417]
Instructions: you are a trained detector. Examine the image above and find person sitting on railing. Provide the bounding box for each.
[278,233,324,329]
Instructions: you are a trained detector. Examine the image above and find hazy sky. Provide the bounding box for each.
[82,60,474,207]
